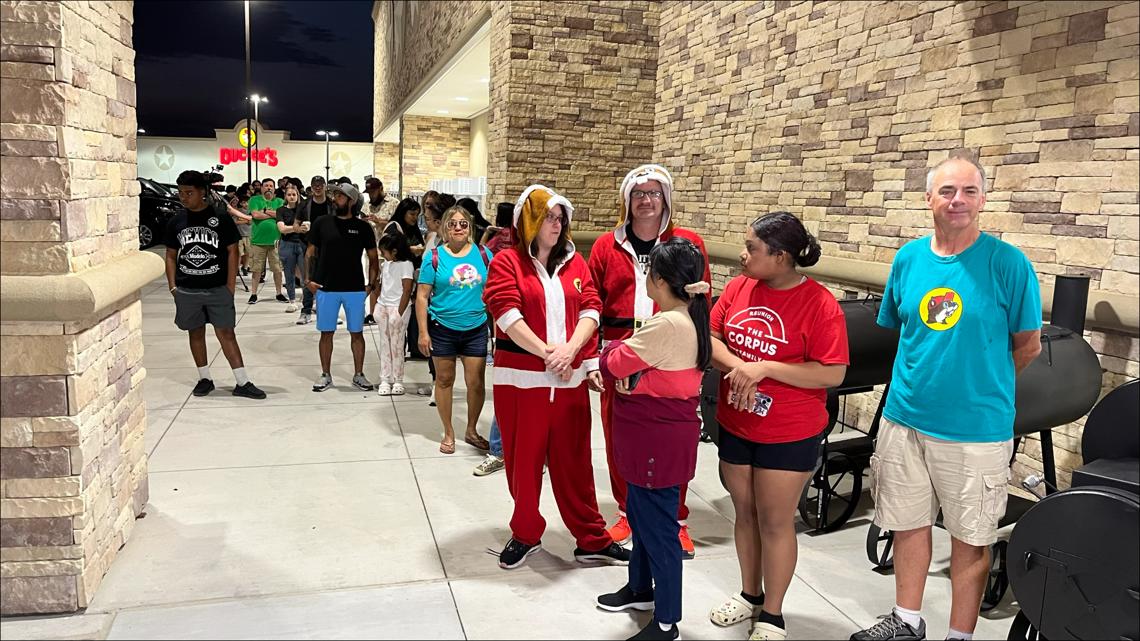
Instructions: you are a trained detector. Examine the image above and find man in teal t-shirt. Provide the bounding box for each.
[852,157,1042,641]
[246,178,285,304]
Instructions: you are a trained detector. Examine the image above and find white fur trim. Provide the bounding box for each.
[579,309,600,324]
[513,184,575,227]
[496,309,524,333]
[493,365,591,389]
[583,357,599,373]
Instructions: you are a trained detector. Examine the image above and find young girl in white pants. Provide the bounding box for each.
[376,234,416,395]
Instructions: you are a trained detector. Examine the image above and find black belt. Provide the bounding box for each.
[601,316,635,329]
[494,338,531,355]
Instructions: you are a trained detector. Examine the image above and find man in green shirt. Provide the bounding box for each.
[246,178,286,304]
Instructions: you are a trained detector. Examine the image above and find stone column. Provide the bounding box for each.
[372,142,399,191]
[400,115,471,194]
[0,0,161,614]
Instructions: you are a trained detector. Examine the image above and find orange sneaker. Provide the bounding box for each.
[607,514,632,545]
[679,524,695,559]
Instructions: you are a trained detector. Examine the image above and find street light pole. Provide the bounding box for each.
[316,130,338,182]
[250,94,267,180]
[244,0,252,186]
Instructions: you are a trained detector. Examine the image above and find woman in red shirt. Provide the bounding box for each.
[708,212,849,641]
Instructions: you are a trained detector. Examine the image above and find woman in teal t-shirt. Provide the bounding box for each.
[416,205,493,455]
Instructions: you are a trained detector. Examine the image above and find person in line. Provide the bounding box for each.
[232,189,254,276]
[296,175,334,325]
[588,164,710,559]
[471,201,519,477]
[164,170,266,400]
[363,177,398,325]
[306,183,379,393]
[851,156,1041,641]
[415,205,493,453]
[246,178,286,305]
[483,184,629,570]
[375,234,416,396]
[456,197,492,245]
[594,238,711,641]
[708,212,849,641]
[276,184,307,313]
[382,197,427,259]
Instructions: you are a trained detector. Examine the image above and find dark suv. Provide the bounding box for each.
[138,177,180,249]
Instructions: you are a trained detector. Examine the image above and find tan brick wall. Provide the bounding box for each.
[653,0,1139,487]
[1,0,148,614]
[486,1,660,228]
[372,142,399,191]
[400,115,470,195]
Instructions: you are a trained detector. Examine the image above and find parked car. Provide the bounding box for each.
[138,177,180,249]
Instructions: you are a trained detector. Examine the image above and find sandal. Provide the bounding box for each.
[464,434,490,451]
[439,439,456,455]
[710,594,755,627]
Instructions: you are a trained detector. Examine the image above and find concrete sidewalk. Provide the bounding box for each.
[1,274,1017,640]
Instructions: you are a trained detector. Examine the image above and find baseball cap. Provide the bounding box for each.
[311,175,326,186]
[365,177,382,191]
[330,182,360,203]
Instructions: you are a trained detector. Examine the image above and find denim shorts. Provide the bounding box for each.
[428,318,488,358]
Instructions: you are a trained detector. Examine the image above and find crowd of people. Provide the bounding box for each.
[161,154,1041,641]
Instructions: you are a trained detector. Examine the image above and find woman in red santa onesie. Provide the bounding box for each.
[483,184,631,571]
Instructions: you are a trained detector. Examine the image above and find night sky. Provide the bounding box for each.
[134,0,374,142]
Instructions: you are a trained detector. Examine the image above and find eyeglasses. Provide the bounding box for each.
[446,219,470,230]
[544,213,565,224]
[631,190,664,201]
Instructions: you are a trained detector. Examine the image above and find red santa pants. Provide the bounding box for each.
[496,383,612,552]
[600,385,691,520]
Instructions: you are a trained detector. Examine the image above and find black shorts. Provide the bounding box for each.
[428,318,488,358]
[717,427,824,472]
[173,286,236,330]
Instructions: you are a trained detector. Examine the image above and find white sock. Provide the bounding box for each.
[233,367,250,386]
[197,366,211,380]
[657,622,673,631]
[894,605,922,628]
[947,629,973,640]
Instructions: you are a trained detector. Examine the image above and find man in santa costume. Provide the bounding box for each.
[588,164,711,558]
[483,184,631,570]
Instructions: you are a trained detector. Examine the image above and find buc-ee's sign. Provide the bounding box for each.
[219,148,279,167]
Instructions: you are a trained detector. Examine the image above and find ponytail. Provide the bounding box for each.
[648,238,712,370]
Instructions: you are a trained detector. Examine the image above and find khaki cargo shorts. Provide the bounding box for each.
[238,236,251,258]
[249,242,282,274]
[869,417,1013,547]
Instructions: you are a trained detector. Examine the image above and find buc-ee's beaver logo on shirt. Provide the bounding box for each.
[920,287,963,331]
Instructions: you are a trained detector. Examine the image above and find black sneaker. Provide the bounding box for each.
[192,378,215,397]
[596,585,654,612]
[850,612,926,640]
[247,294,258,305]
[574,542,630,566]
[364,314,377,325]
[275,293,288,303]
[498,538,541,570]
[232,381,267,399]
[628,620,678,641]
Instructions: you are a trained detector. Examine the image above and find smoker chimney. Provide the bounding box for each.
[1051,275,1090,335]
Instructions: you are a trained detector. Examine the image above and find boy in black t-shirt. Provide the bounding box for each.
[165,170,266,399]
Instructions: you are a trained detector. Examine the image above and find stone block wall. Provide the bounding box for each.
[400,115,471,194]
[485,0,660,227]
[652,0,1139,487]
[1,0,149,614]
[372,142,399,191]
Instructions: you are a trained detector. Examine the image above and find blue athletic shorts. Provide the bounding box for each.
[315,290,366,333]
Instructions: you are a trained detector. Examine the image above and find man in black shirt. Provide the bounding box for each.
[306,182,379,392]
[296,175,333,324]
[165,170,266,399]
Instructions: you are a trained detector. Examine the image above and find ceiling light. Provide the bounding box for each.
[455,96,470,102]
[480,78,489,83]
[437,109,450,114]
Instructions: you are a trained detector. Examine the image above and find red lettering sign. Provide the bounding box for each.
[218,148,277,166]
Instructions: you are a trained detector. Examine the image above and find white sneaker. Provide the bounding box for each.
[376,382,392,396]
[473,454,505,477]
[285,302,298,313]
[391,383,406,396]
